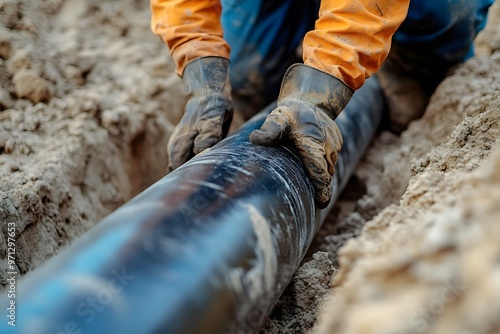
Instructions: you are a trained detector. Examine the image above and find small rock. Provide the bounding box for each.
[0,0,19,29]
[0,34,13,59]
[64,65,84,85]
[13,69,52,104]
[15,18,38,34]
[0,86,13,110]
[6,49,31,75]
[4,138,15,154]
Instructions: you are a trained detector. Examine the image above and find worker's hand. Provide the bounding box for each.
[168,57,233,171]
[250,64,353,208]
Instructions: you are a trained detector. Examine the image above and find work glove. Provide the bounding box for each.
[250,64,353,208]
[168,57,233,171]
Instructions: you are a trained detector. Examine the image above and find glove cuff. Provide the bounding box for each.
[278,64,354,120]
[182,57,231,97]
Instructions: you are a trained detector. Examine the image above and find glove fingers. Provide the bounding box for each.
[293,136,333,209]
[324,122,343,175]
[167,126,198,171]
[193,116,226,155]
[250,111,291,146]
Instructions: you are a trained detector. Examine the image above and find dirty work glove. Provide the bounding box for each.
[250,64,353,208]
[168,57,233,171]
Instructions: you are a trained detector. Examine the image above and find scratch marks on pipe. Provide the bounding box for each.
[186,180,224,191]
[229,204,277,301]
[246,204,277,294]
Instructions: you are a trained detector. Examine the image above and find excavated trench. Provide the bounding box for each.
[0,0,500,333]
[0,0,186,276]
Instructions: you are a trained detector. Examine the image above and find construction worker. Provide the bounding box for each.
[150,0,492,208]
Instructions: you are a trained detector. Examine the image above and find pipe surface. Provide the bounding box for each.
[0,77,384,334]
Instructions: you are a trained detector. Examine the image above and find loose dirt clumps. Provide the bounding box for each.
[12,69,52,103]
[0,0,185,281]
[263,2,500,332]
[313,79,500,334]
[263,55,500,333]
[1,1,500,333]
[261,252,336,333]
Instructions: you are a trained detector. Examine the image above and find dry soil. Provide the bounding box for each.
[0,1,499,334]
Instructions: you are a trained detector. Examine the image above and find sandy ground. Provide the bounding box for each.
[0,0,185,276]
[262,2,500,332]
[1,0,500,333]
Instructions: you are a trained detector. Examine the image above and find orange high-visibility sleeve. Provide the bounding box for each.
[303,0,410,90]
[150,0,230,76]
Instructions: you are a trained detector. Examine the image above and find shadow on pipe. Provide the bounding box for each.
[0,77,384,334]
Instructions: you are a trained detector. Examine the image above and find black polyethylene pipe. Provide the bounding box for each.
[0,77,383,334]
